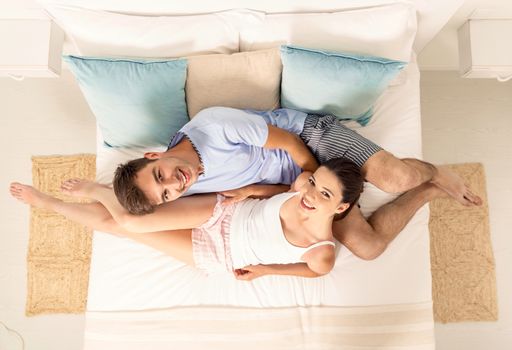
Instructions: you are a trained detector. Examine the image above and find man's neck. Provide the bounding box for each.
[165,137,203,173]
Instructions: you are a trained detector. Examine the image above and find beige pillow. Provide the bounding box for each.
[186,48,281,118]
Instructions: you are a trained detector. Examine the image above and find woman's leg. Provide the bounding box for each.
[10,182,121,233]
[121,229,195,266]
[10,182,195,265]
[60,179,217,233]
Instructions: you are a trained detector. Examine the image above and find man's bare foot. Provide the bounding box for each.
[9,182,57,209]
[61,178,107,199]
[432,166,483,206]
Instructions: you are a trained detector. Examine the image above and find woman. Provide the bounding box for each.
[10,158,363,280]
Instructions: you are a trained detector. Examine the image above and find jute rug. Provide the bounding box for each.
[429,163,497,323]
[26,154,96,316]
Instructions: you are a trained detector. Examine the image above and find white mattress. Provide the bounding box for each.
[87,56,431,311]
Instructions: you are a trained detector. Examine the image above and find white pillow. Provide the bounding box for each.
[45,5,250,58]
[239,2,417,62]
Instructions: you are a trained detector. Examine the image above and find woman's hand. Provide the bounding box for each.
[218,186,252,205]
[219,184,290,205]
[233,264,268,281]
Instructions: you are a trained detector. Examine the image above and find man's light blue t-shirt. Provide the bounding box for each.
[168,106,308,195]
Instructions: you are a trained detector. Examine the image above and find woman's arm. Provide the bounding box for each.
[235,249,335,281]
[219,184,290,205]
[219,167,313,206]
[234,263,320,281]
[264,124,319,172]
[62,179,217,233]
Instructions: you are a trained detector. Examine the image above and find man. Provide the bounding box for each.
[115,107,481,212]
[10,107,482,260]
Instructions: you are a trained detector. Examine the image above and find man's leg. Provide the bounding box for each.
[10,182,195,265]
[333,182,446,260]
[298,114,482,207]
[361,150,482,206]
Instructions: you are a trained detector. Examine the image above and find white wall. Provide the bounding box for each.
[0,72,96,349]
[418,0,512,70]
[1,1,94,347]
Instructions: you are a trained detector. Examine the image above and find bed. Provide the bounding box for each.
[86,53,429,310]
[37,0,461,348]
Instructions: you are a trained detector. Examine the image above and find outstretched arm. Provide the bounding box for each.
[61,179,217,233]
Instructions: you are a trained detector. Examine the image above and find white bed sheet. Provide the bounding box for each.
[87,56,431,311]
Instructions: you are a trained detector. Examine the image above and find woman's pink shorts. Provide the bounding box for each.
[192,195,235,275]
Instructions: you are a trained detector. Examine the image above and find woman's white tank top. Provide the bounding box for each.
[229,192,335,269]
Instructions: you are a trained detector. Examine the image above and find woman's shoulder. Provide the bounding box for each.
[302,242,336,275]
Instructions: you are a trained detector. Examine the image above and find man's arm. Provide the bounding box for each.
[264,124,319,172]
[206,108,318,172]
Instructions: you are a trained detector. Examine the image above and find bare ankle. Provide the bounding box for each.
[43,196,62,211]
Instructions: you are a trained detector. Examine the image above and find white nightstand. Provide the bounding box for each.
[458,18,512,82]
[0,18,65,80]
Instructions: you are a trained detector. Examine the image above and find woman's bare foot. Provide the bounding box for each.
[61,178,108,199]
[9,182,57,209]
[432,166,483,206]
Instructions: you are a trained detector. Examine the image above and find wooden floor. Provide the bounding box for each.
[420,71,512,350]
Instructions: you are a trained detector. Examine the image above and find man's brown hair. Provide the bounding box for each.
[113,158,157,215]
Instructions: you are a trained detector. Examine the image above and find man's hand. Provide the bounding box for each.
[233,264,267,281]
[218,186,252,205]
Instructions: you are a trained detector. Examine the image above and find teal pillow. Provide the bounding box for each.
[64,56,189,147]
[280,45,406,126]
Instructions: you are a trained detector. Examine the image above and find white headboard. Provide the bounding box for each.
[36,0,465,52]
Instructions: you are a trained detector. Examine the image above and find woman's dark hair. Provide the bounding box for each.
[321,157,364,220]
[113,157,157,215]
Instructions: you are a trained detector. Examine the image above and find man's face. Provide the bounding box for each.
[135,153,200,205]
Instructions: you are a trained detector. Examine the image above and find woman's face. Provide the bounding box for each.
[298,166,349,217]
